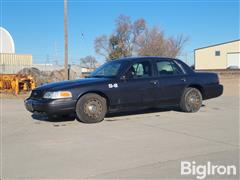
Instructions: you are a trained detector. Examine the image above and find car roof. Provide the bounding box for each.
[115,56,179,62]
[106,56,193,74]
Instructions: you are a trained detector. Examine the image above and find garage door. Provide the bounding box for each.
[227,53,240,69]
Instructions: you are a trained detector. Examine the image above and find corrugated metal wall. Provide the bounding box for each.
[0,53,32,65]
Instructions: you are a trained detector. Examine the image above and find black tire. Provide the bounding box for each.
[75,93,107,123]
[180,87,202,112]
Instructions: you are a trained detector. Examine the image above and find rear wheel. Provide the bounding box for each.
[180,87,202,112]
[75,93,107,123]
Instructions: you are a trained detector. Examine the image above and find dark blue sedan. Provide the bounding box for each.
[25,57,223,123]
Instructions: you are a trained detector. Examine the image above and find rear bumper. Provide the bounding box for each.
[24,98,76,115]
[203,84,223,100]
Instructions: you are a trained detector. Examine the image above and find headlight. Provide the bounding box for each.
[43,91,72,99]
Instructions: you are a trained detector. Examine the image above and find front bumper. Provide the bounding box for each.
[24,98,76,115]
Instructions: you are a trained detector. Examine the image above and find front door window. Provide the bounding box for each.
[125,61,152,79]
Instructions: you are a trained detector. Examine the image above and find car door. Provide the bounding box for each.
[154,59,187,105]
[113,60,157,109]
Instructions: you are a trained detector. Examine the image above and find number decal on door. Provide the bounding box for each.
[108,83,118,88]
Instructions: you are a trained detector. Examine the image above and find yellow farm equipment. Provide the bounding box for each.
[0,74,36,95]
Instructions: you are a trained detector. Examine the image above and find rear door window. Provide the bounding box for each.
[156,60,183,76]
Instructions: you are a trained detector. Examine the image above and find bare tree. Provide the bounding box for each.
[95,15,146,60]
[137,27,188,58]
[94,35,110,60]
[165,34,189,58]
[95,15,188,60]
[80,56,98,69]
[132,18,146,47]
[136,27,166,56]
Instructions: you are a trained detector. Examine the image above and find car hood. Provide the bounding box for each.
[34,77,111,91]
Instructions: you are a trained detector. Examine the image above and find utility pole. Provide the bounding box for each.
[54,41,58,65]
[45,54,49,71]
[64,0,68,80]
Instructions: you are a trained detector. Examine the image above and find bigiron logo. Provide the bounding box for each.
[181,161,237,179]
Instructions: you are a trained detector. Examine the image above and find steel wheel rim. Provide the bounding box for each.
[84,98,103,118]
[186,90,201,111]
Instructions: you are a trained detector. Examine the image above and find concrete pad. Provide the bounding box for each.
[1,94,239,179]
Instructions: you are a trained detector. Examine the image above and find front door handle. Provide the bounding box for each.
[150,80,159,85]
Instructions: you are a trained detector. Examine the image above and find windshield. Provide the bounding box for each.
[90,61,123,78]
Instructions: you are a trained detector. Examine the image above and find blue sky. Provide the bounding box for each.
[1,0,239,65]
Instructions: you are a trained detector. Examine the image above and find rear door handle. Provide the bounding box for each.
[150,80,159,85]
[181,78,186,82]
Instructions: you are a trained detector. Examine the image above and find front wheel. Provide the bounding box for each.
[180,87,202,112]
[75,93,107,123]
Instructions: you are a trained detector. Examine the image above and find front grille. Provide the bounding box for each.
[31,90,44,99]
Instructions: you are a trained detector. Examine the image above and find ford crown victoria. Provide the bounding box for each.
[25,57,223,123]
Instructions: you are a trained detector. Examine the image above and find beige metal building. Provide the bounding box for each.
[0,53,32,65]
[194,39,240,70]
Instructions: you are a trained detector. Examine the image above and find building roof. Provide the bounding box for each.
[195,39,240,51]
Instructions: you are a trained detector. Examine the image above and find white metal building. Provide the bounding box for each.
[0,27,32,73]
